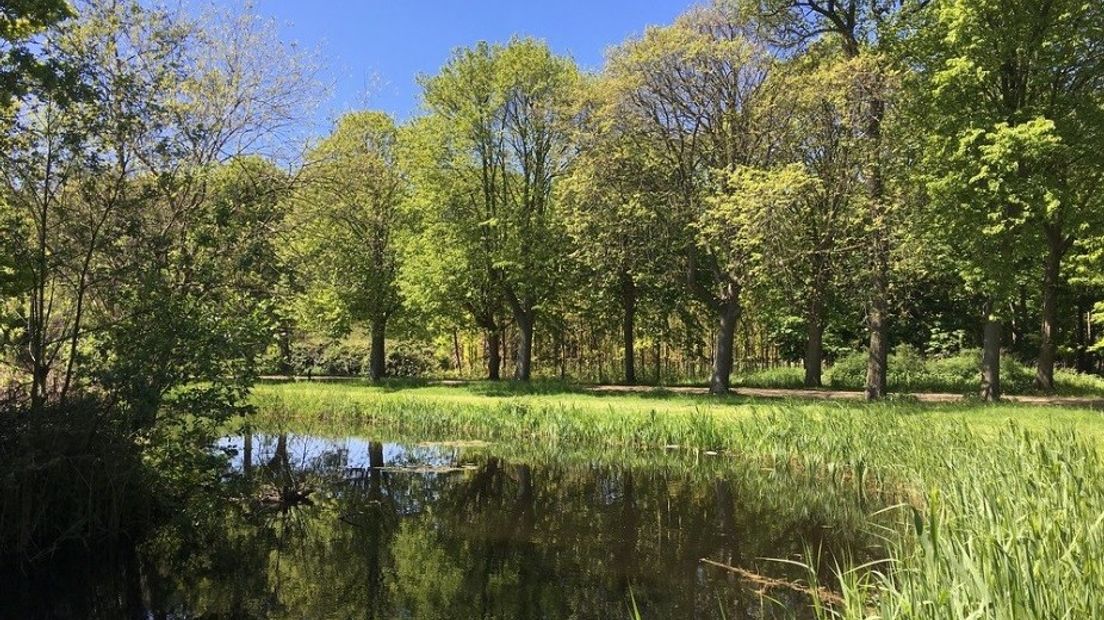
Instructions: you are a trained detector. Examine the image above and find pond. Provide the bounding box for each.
[4,432,891,619]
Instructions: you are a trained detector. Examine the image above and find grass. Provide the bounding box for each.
[249,380,1104,619]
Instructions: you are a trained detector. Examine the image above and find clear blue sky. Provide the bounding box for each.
[231,0,696,129]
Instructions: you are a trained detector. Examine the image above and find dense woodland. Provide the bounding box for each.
[2,0,1104,422]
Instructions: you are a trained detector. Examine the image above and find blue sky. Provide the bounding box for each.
[226,1,695,129]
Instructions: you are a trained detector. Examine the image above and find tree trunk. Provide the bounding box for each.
[278,323,292,374]
[981,315,1002,401]
[243,430,253,476]
[1035,231,1064,391]
[710,299,740,395]
[368,440,385,495]
[864,94,889,401]
[621,274,637,386]
[804,297,825,388]
[1076,298,1092,373]
[486,329,501,381]
[865,288,888,400]
[514,312,534,381]
[369,318,386,381]
[452,330,463,372]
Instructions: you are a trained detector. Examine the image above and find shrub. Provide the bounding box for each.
[827,346,1057,394]
[385,342,436,378]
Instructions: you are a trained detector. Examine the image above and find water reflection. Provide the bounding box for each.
[4,433,888,619]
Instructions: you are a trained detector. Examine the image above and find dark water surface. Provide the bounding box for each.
[5,433,888,619]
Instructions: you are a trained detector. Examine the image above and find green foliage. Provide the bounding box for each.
[823,346,1102,395]
[286,111,406,336]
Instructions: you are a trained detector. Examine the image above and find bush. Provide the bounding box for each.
[827,346,1058,394]
[827,351,868,389]
[385,342,436,378]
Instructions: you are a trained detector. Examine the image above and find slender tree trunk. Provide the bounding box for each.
[514,312,534,381]
[1035,230,1065,391]
[1076,298,1092,373]
[864,91,889,401]
[710,299,740,395]
[278,323,292,375]
[804,296,825,388]
[486,329,501,381]
[369,318,386,381]
[981,314,1002,401]
[621,274,637,386]
[452,330,463,372]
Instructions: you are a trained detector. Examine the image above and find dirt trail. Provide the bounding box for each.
[261,376,1104,408]
[581,384,1104,407]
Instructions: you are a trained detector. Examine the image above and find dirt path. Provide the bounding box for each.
[582,384,1104,407]
[260,376,1104,408]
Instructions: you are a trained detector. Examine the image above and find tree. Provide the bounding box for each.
[0,0,315,410]
[287,111,407,381]
[418,38,579,381]
[758,52,868,387]
[401,115,508,380]
[911,0,1104,398]
[929,0,1104,391]
[562,76,677,385]
[753,0,932,399]
[605,5,789,394]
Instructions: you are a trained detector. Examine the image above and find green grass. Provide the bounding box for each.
[252,379,1104,442]
[248,380,1104,619]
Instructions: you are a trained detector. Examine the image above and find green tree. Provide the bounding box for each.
[418,39,579,381]
[287,111,407,380]
[910,0,1104,398]
[604,5,789,394]
[758,53,869,387]
[400,115,508,380]
[0,0,314,410]
[752,0,932,399]
[562,76,678,385]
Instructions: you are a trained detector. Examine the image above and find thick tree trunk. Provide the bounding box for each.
[804,297,825,388]
[486,329,501,381]
[621,275,637,386]
[369,440,384,490]
[710,300,740,395]
[514,312,534,381]
[1035,232,1064,391]
[865,293,888,400]
[369,319,386,381]
[981,315,1002,401]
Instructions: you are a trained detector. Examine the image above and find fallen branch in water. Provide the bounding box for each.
[699,558,845,607]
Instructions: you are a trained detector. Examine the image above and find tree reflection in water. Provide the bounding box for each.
[4,433,892,619]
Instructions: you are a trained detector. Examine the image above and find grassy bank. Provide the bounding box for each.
[249,380,1104,618]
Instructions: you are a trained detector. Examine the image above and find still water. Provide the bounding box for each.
[6,433,888,619]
